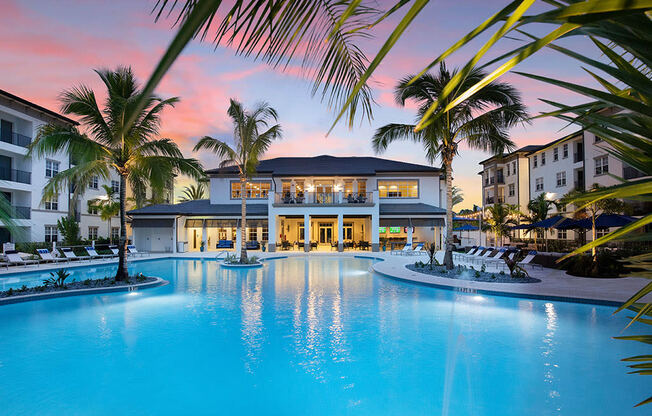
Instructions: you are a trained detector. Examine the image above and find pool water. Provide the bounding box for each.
[0,257,647,415]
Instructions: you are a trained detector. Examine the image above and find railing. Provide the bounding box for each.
[573,152,584,163]
[497,197,505,203]
[0,131,32,148]
[274,191,374,205]
[623,166,645,180]
[0,167,31,184]
[8,206,31,219]
[496,176,505,184]
[485,197,494,204]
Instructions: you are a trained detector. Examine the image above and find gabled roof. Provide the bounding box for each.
[479,145,542,165]
[527,130,582,154]
[128,199,268,216]
[206,155,441,176]
[0,89,78,126]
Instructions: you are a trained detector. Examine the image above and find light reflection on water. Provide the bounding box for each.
[0,256,647,416]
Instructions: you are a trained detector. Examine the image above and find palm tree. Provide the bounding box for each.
[194,99,282,263]
[178,183,206,202]
[372,63,527,269]
[88,185,120,244]
[484,203,518,247]
[28,67,203,281]
[521,193,560,252]
[451,186,464,207]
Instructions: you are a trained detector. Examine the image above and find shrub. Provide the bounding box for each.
[560,251,627,278]
[57,215,81,245]
[474,270,481,278]
[43,269,71,288]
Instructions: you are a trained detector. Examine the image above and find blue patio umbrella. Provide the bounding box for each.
[569,214,637,229]
[453,224,479,231]
[514,215,579,230]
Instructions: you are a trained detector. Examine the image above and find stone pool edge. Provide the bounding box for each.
[0,277,168,306]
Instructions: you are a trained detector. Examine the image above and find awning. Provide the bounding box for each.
[380,218,444,227]
[184,218,268,228]
[131,218,174,228]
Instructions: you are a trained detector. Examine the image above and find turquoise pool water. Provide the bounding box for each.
[0,257,647,415]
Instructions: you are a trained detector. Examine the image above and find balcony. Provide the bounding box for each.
[0,168,31,184]
[0,131,32,148]
[485,197,494,204]
[8,205,31,219]
[274,192,374,206]
[573,152,584,163]
[496,176,505,184]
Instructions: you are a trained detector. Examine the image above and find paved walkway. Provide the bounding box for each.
[1,250,648,306]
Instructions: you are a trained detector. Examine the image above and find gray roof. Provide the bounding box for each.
[479,145,543,165]
[206,155,440,176]
[0,89,78,126]
[379,203,446,216]
[128,199,268,216]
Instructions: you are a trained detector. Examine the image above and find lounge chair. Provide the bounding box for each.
[108,245,119,256]
[435,250,446,265]
[408,242,425,255]
[5,251,39,267]
[454,247,477,261]
[60,247,90,261]
[36,248,68,263]
[85,247,113,260]
[392,243,412,255]
[517,251,543,270]
[245,241,260,250]
[216,240,234,249]
[472,247,495,265]
[127,245,149,257]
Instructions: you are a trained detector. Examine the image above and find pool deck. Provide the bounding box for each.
[1,250,649,306]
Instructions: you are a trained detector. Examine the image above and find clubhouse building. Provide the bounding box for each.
[128,155,448,253]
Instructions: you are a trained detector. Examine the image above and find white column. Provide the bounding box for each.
[371,213,380,252]
[407,224,413,246]
[172,217,178,253]
[337,213,343,252]
[268,215,277,252]
[304,213,310,252]
[201,220,207,251]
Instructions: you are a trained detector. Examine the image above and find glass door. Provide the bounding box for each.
[318,223,333,244]
[314,181,333,204]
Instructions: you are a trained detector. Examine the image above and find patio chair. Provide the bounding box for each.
[216,240,234,249]
[245,241,260,250]
[282,192,293,204]
[331,241,339,251]
[85,247,113,260]
[435,250,446,265]
[392,243,412,255]
[454,246,477,261]
[127,245,149,257]
[356,194,367,203]
[517,251,543,270]
[5,251,39,267]
[295,193,305,204]
[60,247,90,261]
[471,247,495,265]
[108,245,119,256]
[36,248,68,263]
[346,194,356,203]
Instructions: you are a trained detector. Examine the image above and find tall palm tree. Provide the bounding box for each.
[194,99,282,263]
[372,63,528,269]
[484,203,518,247]
[28,67,203,281]
[521,193,560,252]
[451,185,464,207]
[178,183,206,202]
[88,184,120,243]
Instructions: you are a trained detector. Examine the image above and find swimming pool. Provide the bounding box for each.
[0,256,647,415]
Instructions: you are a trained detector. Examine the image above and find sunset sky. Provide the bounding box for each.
[1,0,598,209]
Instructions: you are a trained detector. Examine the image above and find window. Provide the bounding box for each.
[562,143,568,159]
[44,194,58,211]
[111,227,120,241]
[508,184,515,197]
[261,227,269,242]
[357,180,367,195]
[231,181,271,199]
[45,160,59,178]
[553,147,559,161]
[556,171,567,187]
[536,229,544,239]
[595,155,609,175]
[343,223,353,240]
[378,180,418,198]
[533,155,538,168]
[88,204,98,215]
[512,161,516,174]
[506,164,510,176]
[88,226,98,240]
[596,228,609,238]
[535,178,544,192]
[557,229,567,239]
[248,227,258,241]
[111,180,120,193]
[89,176,99,190]
[541,152,546,166]
[44,225,58,243]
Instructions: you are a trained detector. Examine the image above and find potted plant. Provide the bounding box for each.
[262,241,267,252]
[200,241,205,252]
[380,237,388,251]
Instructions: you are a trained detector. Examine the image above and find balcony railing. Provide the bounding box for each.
[8,206,31,219]
[0,131,32,148]
[274,192,373,205]
[496,176,505,184]
[485,197,494,204]
[0,167,31,184]
[573,152,584,163]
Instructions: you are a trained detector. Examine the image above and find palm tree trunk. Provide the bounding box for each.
[444,157,454,269]
[240,177,248,263]
[107,217,112,244]
[591,215,597,259]
[115,174,128,281]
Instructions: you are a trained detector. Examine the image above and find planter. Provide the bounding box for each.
[220,261,263,269]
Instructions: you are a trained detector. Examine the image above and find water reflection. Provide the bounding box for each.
[241,269,265,373]
[542,302,561,413]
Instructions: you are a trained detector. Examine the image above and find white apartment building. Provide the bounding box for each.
[0,89,121,244]
[128,155,448,253]
[480,129,649,243]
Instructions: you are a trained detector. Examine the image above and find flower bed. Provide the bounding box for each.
[406,263,540,284]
